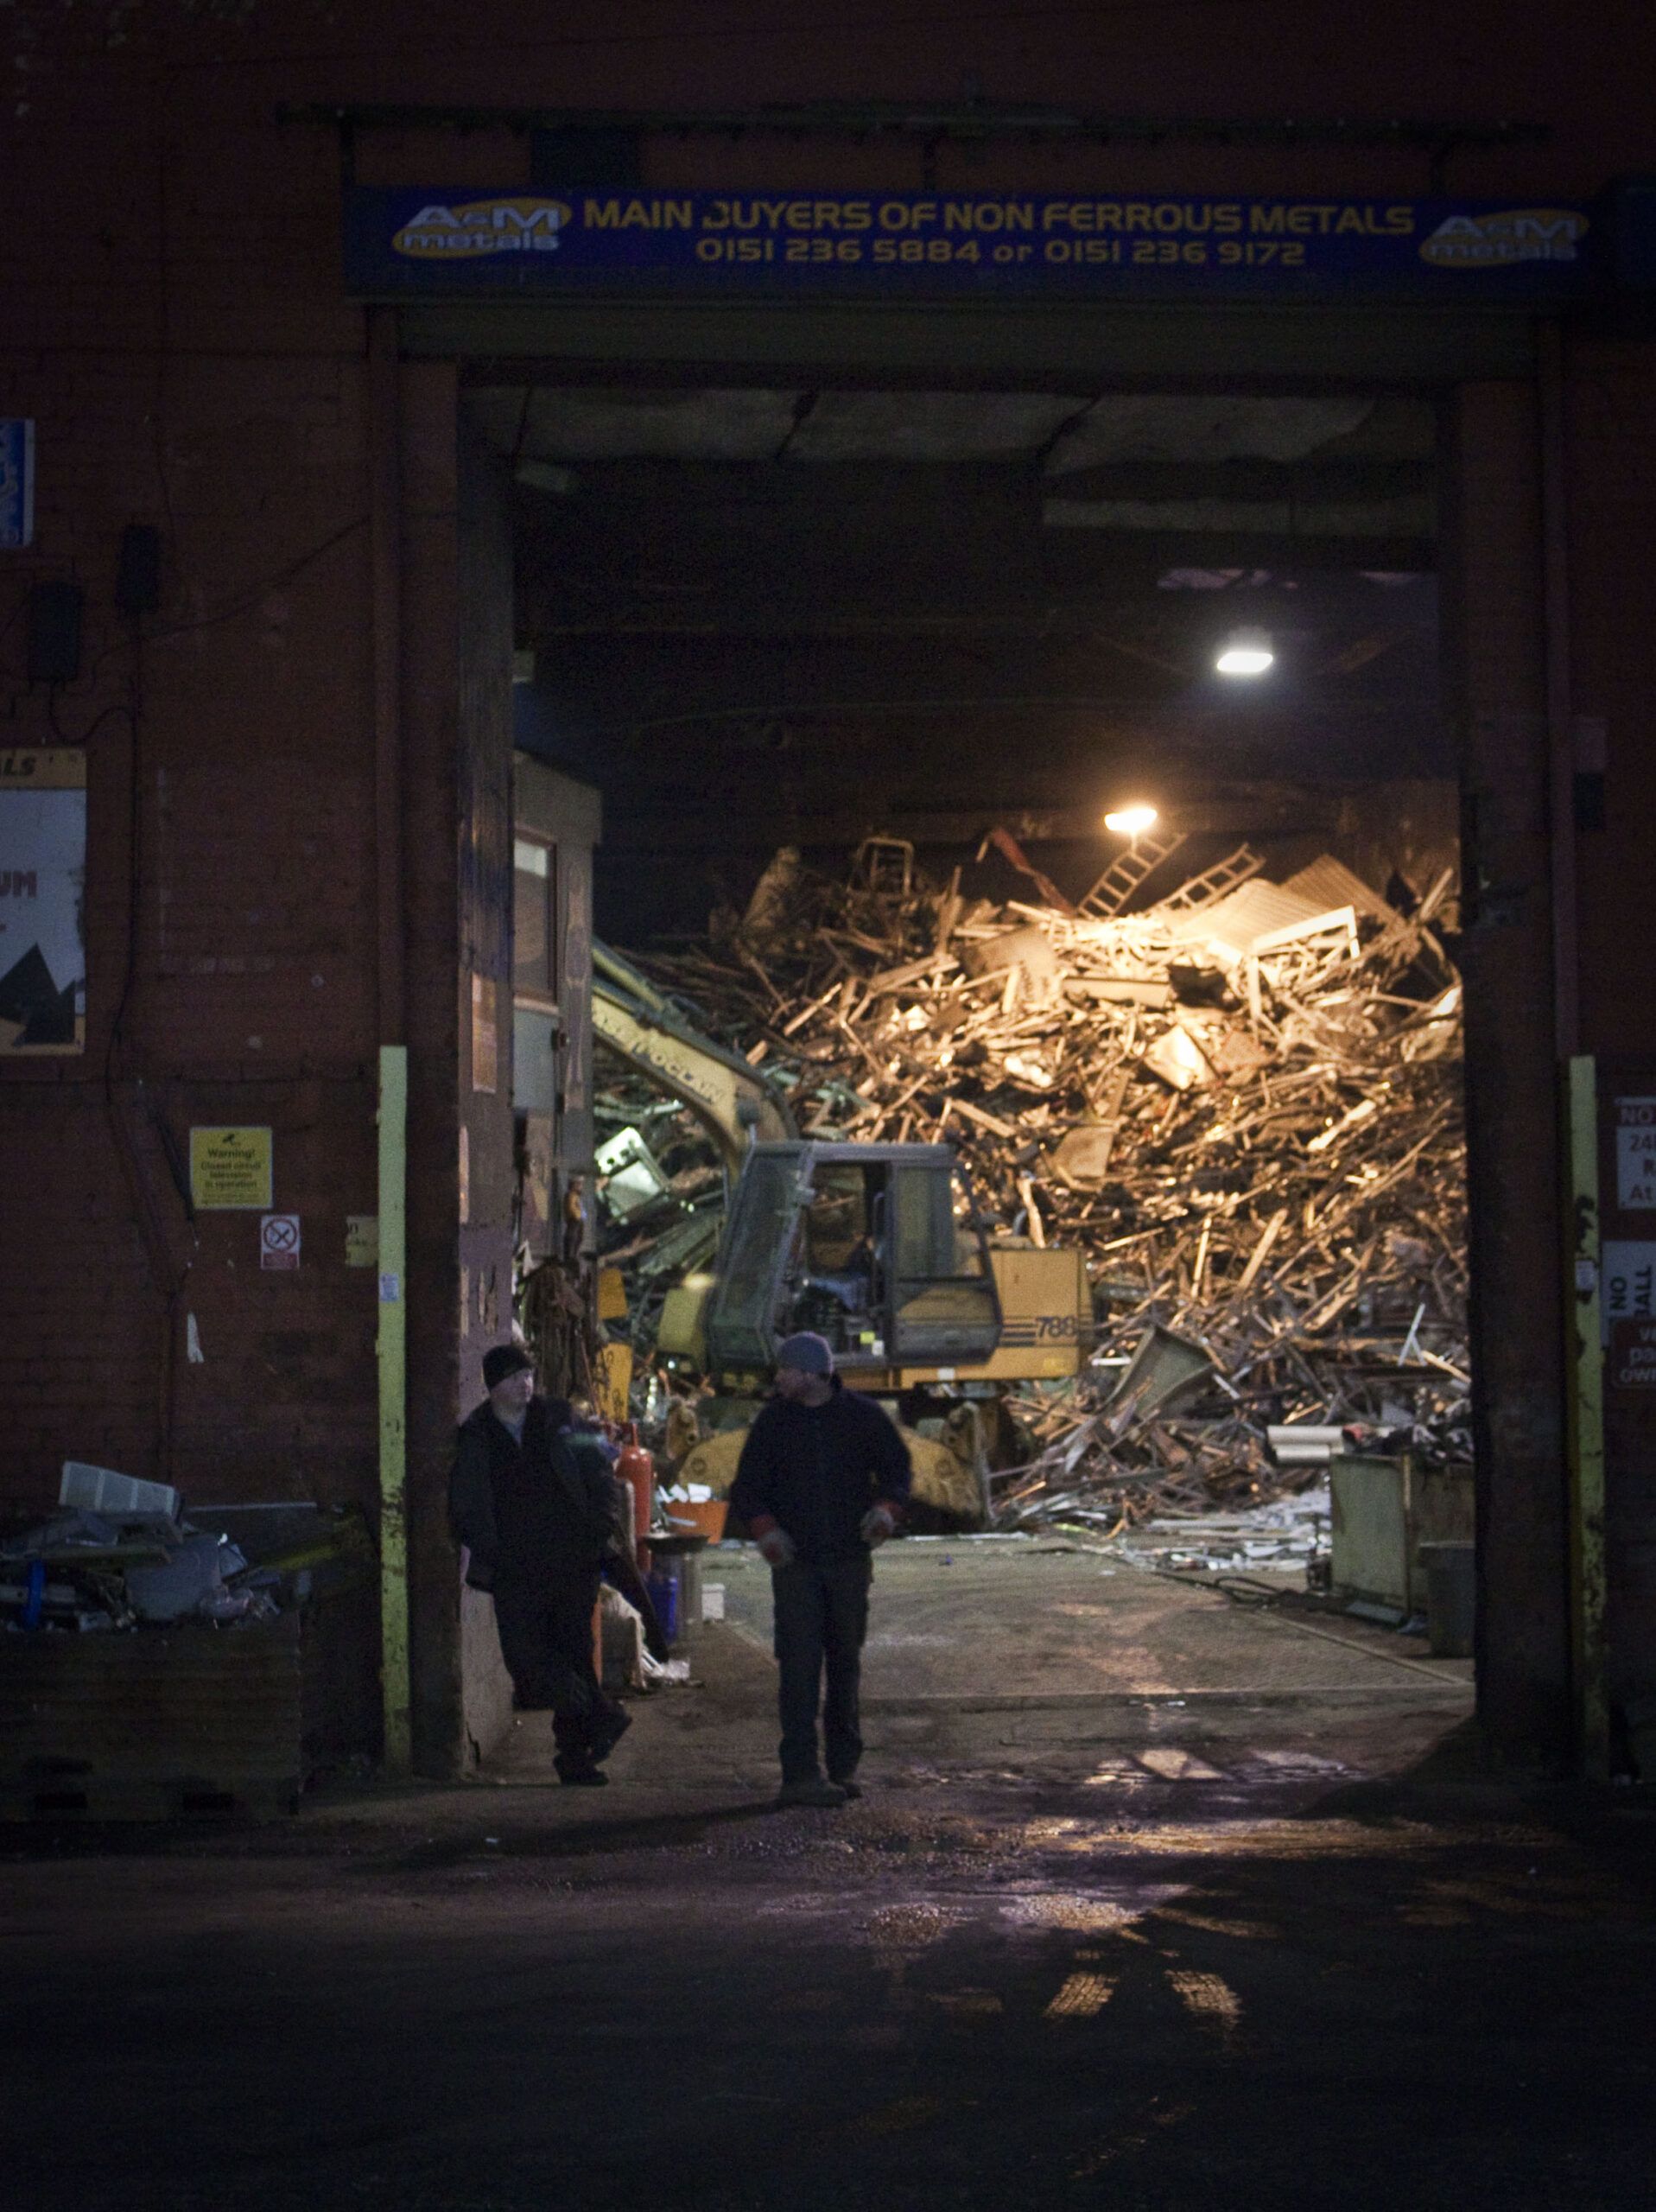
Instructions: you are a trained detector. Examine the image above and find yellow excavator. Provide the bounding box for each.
[592,940,1090,1523]
[593,940,796,1171]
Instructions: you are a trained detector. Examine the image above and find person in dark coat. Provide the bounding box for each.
[729,1332,911,1808]
[448,1343,665,1785]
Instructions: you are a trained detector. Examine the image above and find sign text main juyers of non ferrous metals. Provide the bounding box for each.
[345,191,1594,301]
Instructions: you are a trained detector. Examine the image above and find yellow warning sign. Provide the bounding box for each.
[346,1214,379,1267]
[189,1126,273,1211]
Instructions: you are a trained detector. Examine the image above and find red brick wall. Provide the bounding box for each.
[1569,345,1656,1058]
[0,355,380,1514]
[3,0,1655,1765]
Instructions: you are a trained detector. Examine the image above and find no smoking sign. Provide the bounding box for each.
[260,1213,301,1271]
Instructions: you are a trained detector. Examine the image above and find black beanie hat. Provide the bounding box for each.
[483,1342,534,1389]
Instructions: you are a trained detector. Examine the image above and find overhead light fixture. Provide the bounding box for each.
[1215,627,1274,677]
[1103,805,1158,837]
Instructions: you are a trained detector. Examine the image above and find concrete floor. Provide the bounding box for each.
[3,1541,1653,2212]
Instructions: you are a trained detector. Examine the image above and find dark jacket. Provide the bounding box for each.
[728,1378,912,1563]
[448,1395,620,1593]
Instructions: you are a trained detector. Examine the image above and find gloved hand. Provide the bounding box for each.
[756,1526,797,1568]
[860,1503,898,1548]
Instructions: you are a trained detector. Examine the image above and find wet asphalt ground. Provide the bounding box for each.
[3,1541,1653,2211]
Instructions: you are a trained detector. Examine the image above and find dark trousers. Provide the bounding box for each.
[492,1569,620,1776]
[771,1555,872,1784]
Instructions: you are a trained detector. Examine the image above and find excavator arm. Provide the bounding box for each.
[591,939,797,1172]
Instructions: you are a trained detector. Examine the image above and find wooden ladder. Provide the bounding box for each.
[1079,827,1189,918]
[1156,842,1266,914]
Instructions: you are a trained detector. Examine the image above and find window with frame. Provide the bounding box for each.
[513,836,557,1002]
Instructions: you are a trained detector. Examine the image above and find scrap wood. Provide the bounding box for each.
[599,836,1469,1524]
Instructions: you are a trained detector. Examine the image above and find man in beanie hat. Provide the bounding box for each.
[729,1332,911,1808]
[448,1343,666,1784]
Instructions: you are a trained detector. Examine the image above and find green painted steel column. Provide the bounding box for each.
[1564,1054,1608,1780]
[378,1045,411,1776]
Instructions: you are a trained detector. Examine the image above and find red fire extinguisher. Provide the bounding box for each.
[617,1423,656,1572]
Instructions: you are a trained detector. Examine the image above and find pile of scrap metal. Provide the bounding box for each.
[588,938,795,1359]
[1,1465,370,1634]
[590,1083,734,1351]
[608,831,1469,1531]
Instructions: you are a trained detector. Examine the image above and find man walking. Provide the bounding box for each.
[729,1332,911,1808]
[449,1343,663,1785]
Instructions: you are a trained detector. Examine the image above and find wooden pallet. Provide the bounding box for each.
[0,1773,301,1823]
[0,1581,378,1821]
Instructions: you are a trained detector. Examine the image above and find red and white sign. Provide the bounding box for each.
[259,1213,301,1271]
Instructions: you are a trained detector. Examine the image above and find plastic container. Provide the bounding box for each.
[662,1498,728,1541]
[645,1570,679,1644]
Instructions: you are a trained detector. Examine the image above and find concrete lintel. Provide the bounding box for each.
[403,302,1539,387]
[595,798,1342,853]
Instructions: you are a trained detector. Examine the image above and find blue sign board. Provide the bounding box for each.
[0,422,34,550]
[346,189,1596,302]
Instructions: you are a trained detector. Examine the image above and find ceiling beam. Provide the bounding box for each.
[593,796,1351,853]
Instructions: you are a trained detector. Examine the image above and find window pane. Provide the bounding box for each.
[513,840,554,995]
[892,1166,954,1281]
[706,1150,806,1370]
[891,1163,999,1360]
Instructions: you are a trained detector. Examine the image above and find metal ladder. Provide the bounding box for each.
[1079,827,1188,918]
[1155,842,1266,914]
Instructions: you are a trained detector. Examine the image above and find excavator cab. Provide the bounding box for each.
[699,1142,1002,1378]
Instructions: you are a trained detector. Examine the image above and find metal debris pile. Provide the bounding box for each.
[590,1083,733,1356]
[603,833,1469,1528]
[1,1466,370,1635]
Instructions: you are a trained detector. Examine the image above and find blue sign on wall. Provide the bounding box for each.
[0,422,34,550]
[345,189,1596,302]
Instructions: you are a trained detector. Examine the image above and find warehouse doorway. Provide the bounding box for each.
[478,379,1475,1665]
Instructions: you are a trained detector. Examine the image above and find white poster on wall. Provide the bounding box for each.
[0,747,85,1053]
[1616,1099,1656,1210]
[1602,1241,1656,1345]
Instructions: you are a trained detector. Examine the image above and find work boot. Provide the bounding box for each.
[776,1776,847,1808]
[828,1777,863,1801]
[558,1766,608,1788]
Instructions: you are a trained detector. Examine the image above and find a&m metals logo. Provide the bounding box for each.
[393,200,573,257]
[1420,208,1587,267]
